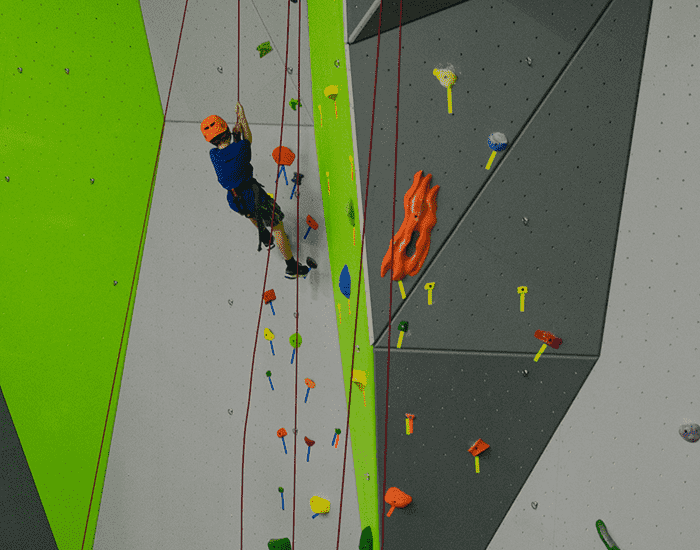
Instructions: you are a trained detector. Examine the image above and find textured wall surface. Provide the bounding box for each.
[347,0,700,549]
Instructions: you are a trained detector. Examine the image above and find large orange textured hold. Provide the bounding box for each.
[380,170,440,281]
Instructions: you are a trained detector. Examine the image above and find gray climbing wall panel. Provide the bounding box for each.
[373,351,598,549]
[0,386,59,550]
[348,0,649,354]
[347,0,469,44]
[349,0,654,547]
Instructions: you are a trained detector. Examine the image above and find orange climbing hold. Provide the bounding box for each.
[380,170,440,281]
[272,146,295,166]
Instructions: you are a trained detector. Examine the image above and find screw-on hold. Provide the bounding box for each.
[531,502,538,509]
[526,57,532,66]
[5,176,9,182]
[18,67,22,73]
[90,178,94,183]
[334,60,340,68]
[293,428,298,434]
[294,312,298,318]
[523,369,529,376]
[287,67,293,75]
[228,299,234,306]
[366,473,370,480]
[217,66,223,73]
[356,345,360,352]
[113,281,118,286]
[65,68,70,74]
[228,409,234,415]
[522,217,529,226]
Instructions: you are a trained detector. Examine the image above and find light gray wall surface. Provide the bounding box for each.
[95,1,361,549]
[95,0,700,549]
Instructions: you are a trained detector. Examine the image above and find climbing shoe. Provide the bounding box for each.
[285,261,309,280]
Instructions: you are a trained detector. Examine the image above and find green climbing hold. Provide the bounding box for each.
[346,199,355,226]
[257,41,273,58]
[358,526,373,550]
[267,538,291,550]
[289,98,302,110]
[596,519,620,550]
[289,333,302,348]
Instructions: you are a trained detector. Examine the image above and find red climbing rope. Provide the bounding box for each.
[382,1,403,547]
[335,0,401,549]
[239,1,300,550]
[82,0,194,548]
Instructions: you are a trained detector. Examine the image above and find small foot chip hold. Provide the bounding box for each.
[679,422,700,442]
[306,257,318,270]
[596,519,620,550]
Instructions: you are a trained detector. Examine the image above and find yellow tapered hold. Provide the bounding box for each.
[353,227,356,246]
[348,298,351,315]
[337,303,341,324]
[397,331,405,349]
[349,155,354,180]
[534,343,547,362]
[326,171,331,196]
[475,456,480,473]
[352,370,368,407]
[433,68,457,114]
[486,151,497,170]
[424,282,435,305]
[398,280,406,299]
[318,105,323,127]
[406,418,410,435]
[520,294,525,312]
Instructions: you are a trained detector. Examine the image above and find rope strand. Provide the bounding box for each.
[239,0,295,548]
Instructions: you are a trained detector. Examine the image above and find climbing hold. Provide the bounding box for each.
[309,495,330,516]
[359,526,373,550]
[267,538,291,550]
[488,132,508,152]
[596,519,620,550]
[531,502,538,510]
[384,487,412,517]
[380,170,440,281]
[679,422,700,442]
[217,66,223,73]
[257,41,273,58]
[339,265,351,299]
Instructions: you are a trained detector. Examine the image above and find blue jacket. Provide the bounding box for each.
[209,139,256,214]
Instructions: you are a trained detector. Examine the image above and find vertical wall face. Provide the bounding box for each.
[348,0,654,548]
[0,388,59,550]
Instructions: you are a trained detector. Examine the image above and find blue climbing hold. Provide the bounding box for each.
[339,265,351,299]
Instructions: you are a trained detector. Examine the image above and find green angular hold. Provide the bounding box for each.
[257,41,273,58]
[346,199,355,226]
[289,98,302,110]
[398,321,408,332]
[268,538,291,550]
[359,526,373,550]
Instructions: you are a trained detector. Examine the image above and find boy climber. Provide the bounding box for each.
[201,103,310,279]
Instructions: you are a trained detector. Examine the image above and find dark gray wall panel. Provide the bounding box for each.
[345,0,381,44]
[350,0,608,45]
[349,0,468,44]
[373,351,597,550]
[348,0,652,352]
[0,387,59,550]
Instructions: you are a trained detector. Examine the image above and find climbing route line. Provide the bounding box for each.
[239,0,302,549]
[336,1,403,550]
[82,0,194,548]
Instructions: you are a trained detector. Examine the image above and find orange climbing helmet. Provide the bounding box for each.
[201,115,228,142]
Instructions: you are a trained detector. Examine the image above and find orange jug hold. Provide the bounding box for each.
[384,487,412,517]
